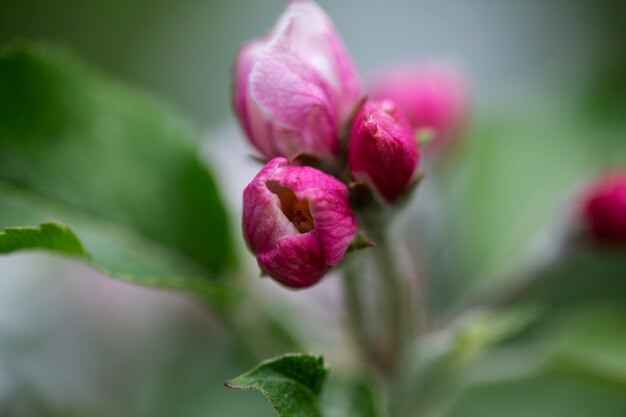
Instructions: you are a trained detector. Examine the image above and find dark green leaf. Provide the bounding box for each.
[0,43,236,298]
[449,375,626,417]
[225,354,328,417]
[520,249,626,309]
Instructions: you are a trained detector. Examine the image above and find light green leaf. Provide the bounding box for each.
[443,302,626,417]
[321,377,382,417]
[0,43,236,300]
[0,222,86,256]
[541,303,626,389]
[225,354,328,417]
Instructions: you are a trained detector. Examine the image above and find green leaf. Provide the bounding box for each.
[449,375,626,417]
[436,105,626,310]
[321,377,382,417]
[520,249,626,309]
[445,303,626,417]
[225,354,328,417]
[540,302,626,389]
[0,42,236,298]
[0,222,87,256]
[346,235,377,253]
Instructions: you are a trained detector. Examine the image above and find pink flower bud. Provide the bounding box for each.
[370,63,468,146]
[348,99,419,202]
[243,157,357,288]
[233,0,361,161]
[579,171,626,248]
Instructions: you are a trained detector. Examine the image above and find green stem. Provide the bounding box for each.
[372,237,408,370]
[343,261,376,369]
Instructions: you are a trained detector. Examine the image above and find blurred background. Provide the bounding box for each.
[1,0,625,416]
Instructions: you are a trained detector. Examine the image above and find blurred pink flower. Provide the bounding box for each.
[579,171,626,248]
[349,99,419,202]
[233,0,361,161]
[243,157,357,288]
[370,63,469,147]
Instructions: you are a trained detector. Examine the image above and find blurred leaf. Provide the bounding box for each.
[449,375,626,417]
[521,249,626,309]
[0,222,86,256]
[581,61,626,124]
[541,302,626,390]
[437,105,626,309]
[451,307,541,363]
[225,354,328,417]
[446,303,626,417]
[321,377,382,417]
[0,43,236,299]
[392,307,540,417]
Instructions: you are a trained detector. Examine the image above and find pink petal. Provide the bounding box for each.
[579,171,626,246]
[242,158,297,254]
[250,47,337,156]
[268,163,357,265]
[371,63,468,146]
[233,41,264,143]
[349,100,419,202]
[242,157,358,288]
[257,233,327,288]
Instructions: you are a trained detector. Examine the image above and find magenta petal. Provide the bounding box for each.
[309,188,358,265]
[371,63,468,146]
[325,29,361,119]
[242,157,357,288]
[233,41,263,144]
[257,233,327,288]
[349,100,419,202]
[250,49,337,157]
[271,163,357,266]
[242,158,296,254]
[251,49,332,130]
[231,0,361,161]
[579,171,626,247]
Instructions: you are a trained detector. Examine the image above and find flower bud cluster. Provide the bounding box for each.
[233,0,467,288]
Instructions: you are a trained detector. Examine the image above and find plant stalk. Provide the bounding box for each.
[373,238,408,366]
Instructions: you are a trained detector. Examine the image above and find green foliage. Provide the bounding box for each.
[424,100,626,415]
[0,43,236,300]
[321,377,381,417]
[450,375,626,417]
[446,302,626,417]
[226,354,328,417]
[544,303,626,389]
[437,105,626,309]
[0,222,86,256]
[522,250,626,310]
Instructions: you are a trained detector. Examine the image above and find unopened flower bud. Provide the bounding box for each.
[578,171,626,248]
[371,63,468,146]
[233,0,361,161]
[348,99,419,202]
[243,157,357,288]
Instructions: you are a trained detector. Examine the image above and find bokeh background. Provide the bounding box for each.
[1,0,625,416]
